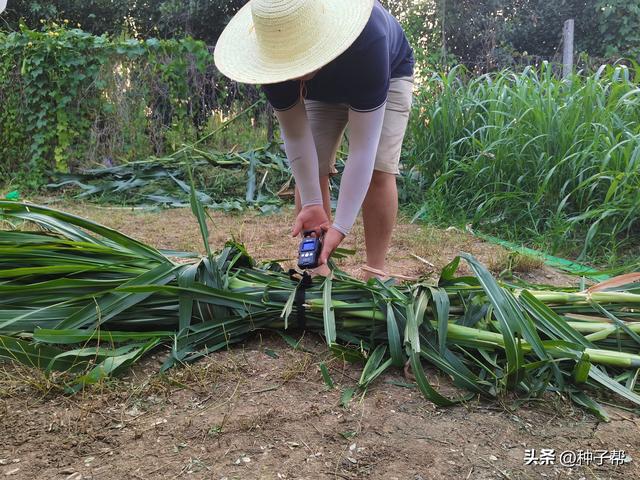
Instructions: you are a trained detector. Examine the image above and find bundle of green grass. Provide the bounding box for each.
[1,199,639,421]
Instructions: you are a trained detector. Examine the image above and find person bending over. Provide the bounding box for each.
[215,0,414,278]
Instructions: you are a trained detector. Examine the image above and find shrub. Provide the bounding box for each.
[0,24,264,188]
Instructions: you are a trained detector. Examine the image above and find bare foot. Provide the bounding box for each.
[310,263,331,277]
[361,265,389,282]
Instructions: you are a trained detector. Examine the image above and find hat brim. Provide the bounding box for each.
[0,0,7,14]
[214,0,375,85]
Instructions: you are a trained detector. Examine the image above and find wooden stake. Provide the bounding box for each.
[562,19,575,79]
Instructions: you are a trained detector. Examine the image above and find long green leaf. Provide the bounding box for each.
[0,201,167,262]
[33,329,172,344]
[0,335,87,372]
[385,303,404,367]
[461,254,525,387]
[57,263,178,329]
[409,351,465,407]
[429,287,450,355]
[322,274,336,345]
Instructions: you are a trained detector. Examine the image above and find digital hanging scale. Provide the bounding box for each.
[297,231,323,269]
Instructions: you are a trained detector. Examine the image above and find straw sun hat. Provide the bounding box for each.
[214,0,375,85]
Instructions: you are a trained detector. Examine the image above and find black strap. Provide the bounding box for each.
[288,269,313,331]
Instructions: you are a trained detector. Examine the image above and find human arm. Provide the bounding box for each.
[274,100,329,236]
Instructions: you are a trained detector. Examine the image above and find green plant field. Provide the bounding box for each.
[405,63,640,266]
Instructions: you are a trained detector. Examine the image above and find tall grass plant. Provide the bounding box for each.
[405,63,640,266]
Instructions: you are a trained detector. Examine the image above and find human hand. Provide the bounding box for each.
[318,226,345,265]
[292,204,330,238]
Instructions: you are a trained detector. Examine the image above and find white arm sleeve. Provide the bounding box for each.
[274,101,323,207]
[332,106,386,236]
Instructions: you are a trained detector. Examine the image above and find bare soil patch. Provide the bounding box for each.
[2,335,638,480]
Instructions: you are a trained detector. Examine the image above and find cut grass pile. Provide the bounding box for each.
[47,144,291,213]
[1,198,639,421]
[406,63,640,265]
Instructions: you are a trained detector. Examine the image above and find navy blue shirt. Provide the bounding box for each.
[262,1,414,112]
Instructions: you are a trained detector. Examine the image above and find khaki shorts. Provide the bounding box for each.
[304,76,414,176]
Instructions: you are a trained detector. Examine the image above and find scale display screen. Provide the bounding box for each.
[301,240,316,252]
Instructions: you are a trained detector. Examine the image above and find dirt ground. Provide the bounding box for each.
[1,201,638,480]
[29,199,575,285]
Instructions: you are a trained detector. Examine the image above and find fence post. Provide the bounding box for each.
[441,0,447,63]
[562,19,575,79]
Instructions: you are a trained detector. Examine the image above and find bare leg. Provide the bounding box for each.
[362,170,398,279]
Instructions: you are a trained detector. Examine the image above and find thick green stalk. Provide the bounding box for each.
[528,290,640,305]
[307,298,640,368]
[307,299,386,321]
[443,322,640,368]
[567,321,640,334]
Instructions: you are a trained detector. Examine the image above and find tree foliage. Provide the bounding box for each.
[2,1,637,68]
[594,0,640,57]
[1,1,245,44]
[442,0,639,69]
